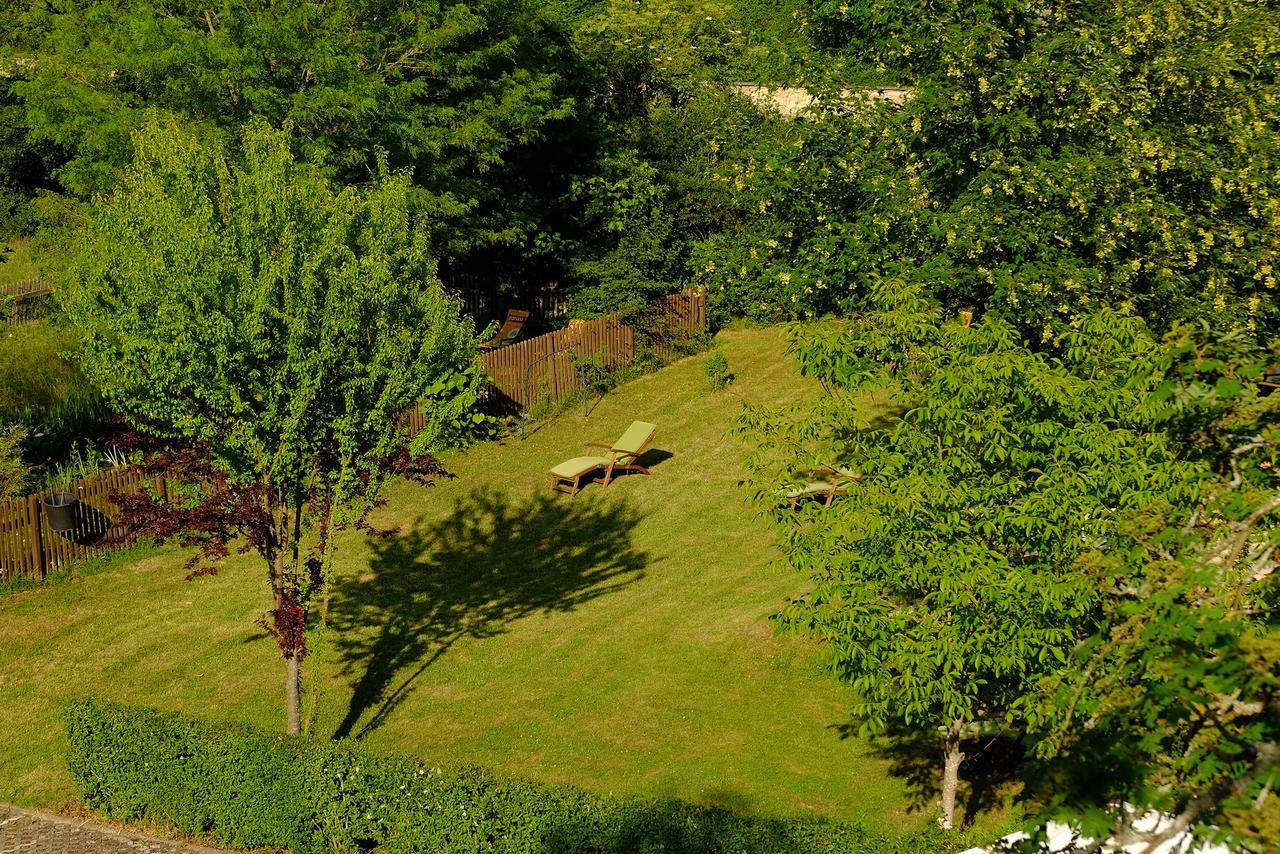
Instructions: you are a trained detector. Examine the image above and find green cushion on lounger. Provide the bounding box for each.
[550,456,611,479]
[613,421,657,456]
[785,482,831,499]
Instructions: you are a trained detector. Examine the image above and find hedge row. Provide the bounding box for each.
[66,698,948,853]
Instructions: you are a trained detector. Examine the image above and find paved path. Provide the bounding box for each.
[0,805,227,853]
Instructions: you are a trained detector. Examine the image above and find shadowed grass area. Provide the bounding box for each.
[0,327,1011,836]
[329,488,649,740]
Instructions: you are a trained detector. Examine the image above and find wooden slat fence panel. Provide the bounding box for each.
[0,466,155,583]
[477,287,705,411]
[1,277,55,326]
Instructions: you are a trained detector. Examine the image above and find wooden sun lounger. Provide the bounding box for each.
[784,465,861,509]
[549,421,657,495]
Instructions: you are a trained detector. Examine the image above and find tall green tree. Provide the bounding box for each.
[742,284,1201,828]
[63,116,481,733]
[6,0,576,261]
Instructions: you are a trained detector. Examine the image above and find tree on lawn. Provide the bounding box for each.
[63,116,481,734]
[741,283,1202,829]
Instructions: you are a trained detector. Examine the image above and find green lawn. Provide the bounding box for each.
[0,328,1006,837]
[0,237,45,285]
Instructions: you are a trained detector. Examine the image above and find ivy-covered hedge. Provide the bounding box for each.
[66,699,946,853]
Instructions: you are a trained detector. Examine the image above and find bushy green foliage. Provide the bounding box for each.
[700,0,1280,337]
[569,350,622,398]
[65,698,947,854]
[741,287,1209,827]
[62,115,481,732]
[565,85,775,317]
[0,322,94,417]
[576,0,748,94]
[742,284,1280,840]
[0,321,104,462]
[704,350,734,390]
[0,425,28,497]
[1025,324,1280,851]
[572,0,832,87]
[64,116,480,503]
[0,87,60,236]
[5,0,575,259]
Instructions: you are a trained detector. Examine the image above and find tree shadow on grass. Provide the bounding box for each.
[328,486,648,740]
[834,721,1025,829]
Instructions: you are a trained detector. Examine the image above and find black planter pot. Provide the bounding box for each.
[43,492,80,532]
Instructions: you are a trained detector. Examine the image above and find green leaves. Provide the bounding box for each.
[747,302,1224,828]
[8,0,575,257]
[0,424,28,498]
[67,698,934,854]
[703,0,1280,337]
[63,115,481,519]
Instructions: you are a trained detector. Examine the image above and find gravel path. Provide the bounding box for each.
[0,805,229,854]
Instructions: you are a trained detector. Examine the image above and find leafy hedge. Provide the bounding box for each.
[66,699,947,853]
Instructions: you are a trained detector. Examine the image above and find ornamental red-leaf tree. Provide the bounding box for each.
[64,115,481,734]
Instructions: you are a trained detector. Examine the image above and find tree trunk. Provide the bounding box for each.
[285,654,301,735]
[940,722,965,830]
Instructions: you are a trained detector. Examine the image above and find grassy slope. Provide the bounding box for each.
[0,328,996,835]
[0,238,44,286]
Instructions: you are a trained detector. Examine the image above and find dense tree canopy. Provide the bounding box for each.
[1026,324,1280,849]
[743,287,1206,828]
[5,0,576,260]
[699,0,1280,337]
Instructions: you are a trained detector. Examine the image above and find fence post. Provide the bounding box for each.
[27,492,45,580]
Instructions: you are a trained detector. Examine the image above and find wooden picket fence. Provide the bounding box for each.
[0,466,163,582]
[478,286,706,412]
[2,288,706,581]
[0,277,55,325]
[401,287,706,431]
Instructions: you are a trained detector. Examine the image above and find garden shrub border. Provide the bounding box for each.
[66,698,949,853]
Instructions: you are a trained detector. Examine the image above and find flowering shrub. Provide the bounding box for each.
[697,0,1280,338]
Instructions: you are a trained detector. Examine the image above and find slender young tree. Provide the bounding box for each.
[742,283,1201,829]
[64,116,481,734]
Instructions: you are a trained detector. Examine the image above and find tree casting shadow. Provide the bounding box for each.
[834,721,1024,829]
[329,486,648,740]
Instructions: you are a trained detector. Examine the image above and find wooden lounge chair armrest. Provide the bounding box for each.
[584,443,628,464]
[817,464,861,483]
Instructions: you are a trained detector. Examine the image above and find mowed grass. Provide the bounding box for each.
[0,328,952,835]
